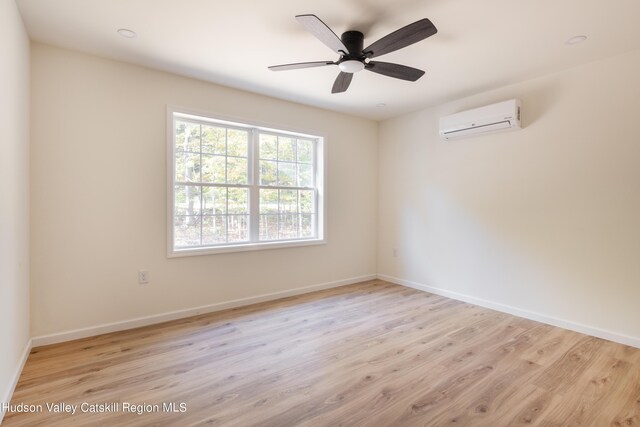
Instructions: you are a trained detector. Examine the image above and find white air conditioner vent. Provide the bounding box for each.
[439,99,522,140]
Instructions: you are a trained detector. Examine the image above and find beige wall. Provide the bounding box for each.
[0,0,31,413]
[378,49,640,343]
[30,44,378,337]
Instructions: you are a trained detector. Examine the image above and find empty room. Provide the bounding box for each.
[2,0,640,425]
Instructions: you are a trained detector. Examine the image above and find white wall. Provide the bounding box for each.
[30,44,378,338]
[378,49,640,344]
[0,0,31,416]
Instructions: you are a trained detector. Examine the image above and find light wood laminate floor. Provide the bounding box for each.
[5,280,640,426]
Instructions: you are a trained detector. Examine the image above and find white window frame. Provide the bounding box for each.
[167,105,326,257]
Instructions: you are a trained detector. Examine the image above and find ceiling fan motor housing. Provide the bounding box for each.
[340,31,365,58]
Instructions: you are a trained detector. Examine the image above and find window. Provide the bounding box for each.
[168,107,325,256]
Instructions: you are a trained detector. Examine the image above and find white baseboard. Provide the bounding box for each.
[378,274,640,349]
[1,338,32,425]
[31,274,377,348]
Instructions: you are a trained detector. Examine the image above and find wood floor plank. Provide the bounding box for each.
[520,326,586,367]
[500,384,564,426]
[4,280,640,426]
[420,359,542,426]
[539,356,632,426]
[533,336,604,395]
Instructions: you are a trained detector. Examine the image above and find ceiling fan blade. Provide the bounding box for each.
[331,72,353,93]
[295,14,348,54]
[363,18,437,58]
[268,61,335,71]
[366,61,425,81]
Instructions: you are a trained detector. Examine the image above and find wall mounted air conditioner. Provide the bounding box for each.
[439,99,522,140]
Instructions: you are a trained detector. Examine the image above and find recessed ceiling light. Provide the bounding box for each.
[566,35,587,45]
[376,103,386,108]
[117,28,137,39]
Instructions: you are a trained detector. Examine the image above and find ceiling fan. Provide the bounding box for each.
[268,14,438,94]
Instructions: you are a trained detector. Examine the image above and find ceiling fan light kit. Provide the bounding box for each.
[268,14,437,94]
[338,60,365,73]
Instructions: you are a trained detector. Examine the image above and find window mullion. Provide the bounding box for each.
[297,188,301,238]
[225,187,229,243]
[249,129,260,242]
[313,140,319,239]
[199,124,204,246]
[277,189,281,240]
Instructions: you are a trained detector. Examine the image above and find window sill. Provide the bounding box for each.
[167,238,326,258]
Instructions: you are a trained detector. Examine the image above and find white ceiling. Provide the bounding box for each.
[17,0,640,120]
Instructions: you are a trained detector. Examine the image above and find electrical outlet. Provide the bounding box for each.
[393,248,398,258]
[138,270,149,284]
